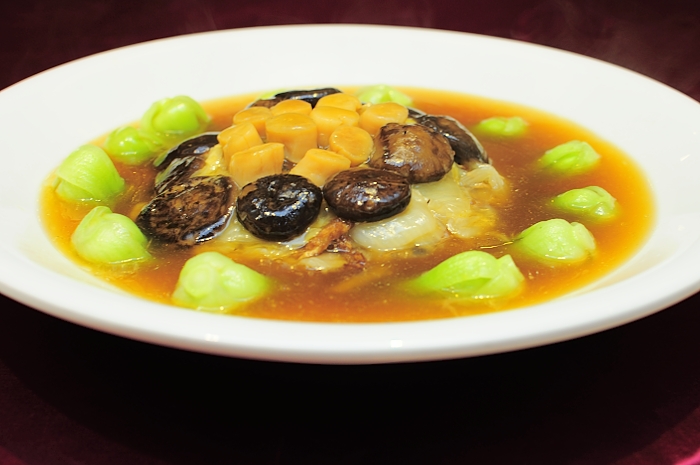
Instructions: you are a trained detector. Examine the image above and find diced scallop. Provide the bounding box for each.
[358,102,408,137]
[265,113,318,163]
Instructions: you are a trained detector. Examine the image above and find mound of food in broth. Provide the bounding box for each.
[41,85,654,322]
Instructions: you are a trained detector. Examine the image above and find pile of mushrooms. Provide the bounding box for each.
[135,88,491,247]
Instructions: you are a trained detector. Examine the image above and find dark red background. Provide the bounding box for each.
[1,1,700,464]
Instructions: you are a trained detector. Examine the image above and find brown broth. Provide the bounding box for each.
[40,88,654,322]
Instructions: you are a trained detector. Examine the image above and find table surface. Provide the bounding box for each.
[2,1,700,464]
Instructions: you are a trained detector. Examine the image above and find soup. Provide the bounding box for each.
[41,86,654,322]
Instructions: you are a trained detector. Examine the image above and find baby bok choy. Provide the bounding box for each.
[103,126,164,165]
[514,218,596,264]
[140,95,210,140]
[551,186,619,221]
[53,145,125,203]
[71,206,151,264]
[538,140,601,175]
[406,250,524,300]
[475,116,528,137]
[172,252,271,312]
[355,84,413,107]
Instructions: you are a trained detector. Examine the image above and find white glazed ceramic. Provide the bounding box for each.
[1,25,699,364]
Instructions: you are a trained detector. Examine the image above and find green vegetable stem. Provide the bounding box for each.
[140,95,210,139]
[355,84,413,107]
[538,140,601,175]
[172,252,271,312]
[54,144,125,203]
[407,250,524,300]
[71,206,151,264]
[103,126,163,165]
[475,116,528,137]
[515,218,596,263]
[551,186,618,220]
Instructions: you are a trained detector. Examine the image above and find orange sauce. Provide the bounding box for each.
[40,88,654,322]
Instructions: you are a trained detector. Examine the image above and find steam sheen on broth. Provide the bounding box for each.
[41,87,654,322]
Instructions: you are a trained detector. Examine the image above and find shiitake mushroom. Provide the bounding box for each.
[154,132,220,169]
[323,168,411,222]
[154,155,205,194]
[136,175,235,246]
[153,132,222,193]
[236,174,323,242]
[249,88,342,109]
[139,96,488,248]
[369,123,455,183]
[413,114,490,166]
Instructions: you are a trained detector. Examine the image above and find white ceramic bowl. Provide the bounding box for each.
[1,25,699,364]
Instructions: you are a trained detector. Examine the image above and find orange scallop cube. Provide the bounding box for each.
[309,106,360,147]
[289,148,352,187]
[265,113,318,163]
[232,106,272,138]
[358,102,408,137]
[228,142,285,187]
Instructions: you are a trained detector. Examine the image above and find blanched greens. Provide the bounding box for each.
[355,84,413,107]
[407,250,524,300]
[54,145,125,203]
[515,218,596,263]
[140,95,211,139]
[552,186,618,220]
[172,252,271,312]
[104,126,163,165]
[71,206,151,264]
[538,140,601,175]
[476,116,528,137]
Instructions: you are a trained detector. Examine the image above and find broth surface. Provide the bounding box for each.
[41,88,654,322]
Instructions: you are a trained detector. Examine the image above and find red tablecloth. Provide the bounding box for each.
[2,1,700,464]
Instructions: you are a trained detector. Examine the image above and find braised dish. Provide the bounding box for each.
[41,85,653,322]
